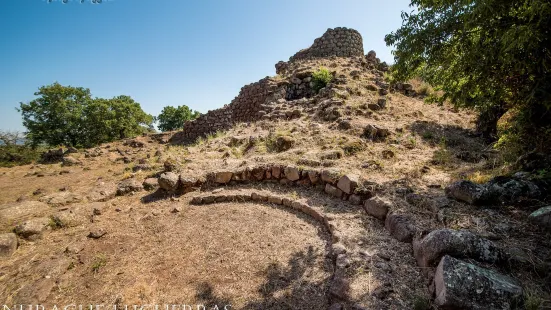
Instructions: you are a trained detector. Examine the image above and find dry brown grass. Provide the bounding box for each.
[1,57,548,309]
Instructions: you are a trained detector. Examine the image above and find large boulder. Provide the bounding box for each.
[0,233,18,256]
[158,172,179,191]
[528,206,551,229]
[413,229,506,267]
[363,196,391,220]
[445,180,488,204]
[434,255,522,309]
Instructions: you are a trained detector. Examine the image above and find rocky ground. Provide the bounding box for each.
[1,55,550,309]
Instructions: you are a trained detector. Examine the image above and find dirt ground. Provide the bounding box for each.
[1,57,550,309]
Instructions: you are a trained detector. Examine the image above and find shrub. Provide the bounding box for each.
[311,67,333,92]
[0,145,44,167]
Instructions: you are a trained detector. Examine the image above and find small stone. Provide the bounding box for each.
[214,171,233,184]
[142,178,158,190]
[14,217,49,240]
[325,184,343,198]
[116,179,143,195]
[363,196,391,220]
[321,169,340,184]
[307,170,320,184]
[0,233,18,257]
[87,229,106,239]
[284,166,300,181]
[385,213,415,243]
[158,172,179,191]
[382,149,395,159]
[268,196,283,205]
[336,254,351,268]
[337,174,359,194]
[329,276,350,300]
[349,194,362,205]
[275,136,294,152]
[331,243,347,256]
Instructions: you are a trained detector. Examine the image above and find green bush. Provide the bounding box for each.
[0,145,44,167]
[311,67,333,92]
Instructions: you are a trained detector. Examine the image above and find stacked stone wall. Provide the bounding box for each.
[170,77,286,144]
[289,27,364,61]
[170,27,364,145]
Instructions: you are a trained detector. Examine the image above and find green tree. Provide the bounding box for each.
[155,105,200,132]
[18,82,91,147]
[385,0,551,157]
[19,83,153,147]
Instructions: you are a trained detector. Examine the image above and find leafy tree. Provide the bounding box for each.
[385,0,551,159]
[19,83,91,147]
[19,82,153,147]
[155,105,200,132]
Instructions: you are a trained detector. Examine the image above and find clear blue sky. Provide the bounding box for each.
[0,0,411,131]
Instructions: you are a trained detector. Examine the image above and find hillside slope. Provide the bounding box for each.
[1,28,549,309]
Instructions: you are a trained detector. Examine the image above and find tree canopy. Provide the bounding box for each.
[18,82,153,147]
[155,105,200,132]
[385,0,551,157]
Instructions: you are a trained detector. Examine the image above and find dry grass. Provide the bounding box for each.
[0,57,548,309]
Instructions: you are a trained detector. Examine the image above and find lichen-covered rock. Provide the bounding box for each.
[529,206,551,229]
[445,180,488,204]
[413,229,506,267]
[434,255,522,309]
[385,213,415,243]
[116,178,143,195]
[485,176,543,204]
[158,172,179,191]
[363,196,391,220]
[0,233,18,256]
[337,174,359,194]
[14,217,49,240]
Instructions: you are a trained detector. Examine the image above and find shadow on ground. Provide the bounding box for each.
[194,247,330,310]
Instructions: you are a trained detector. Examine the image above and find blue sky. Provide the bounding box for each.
[0,0,411,131]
